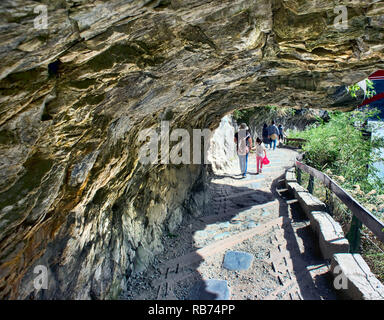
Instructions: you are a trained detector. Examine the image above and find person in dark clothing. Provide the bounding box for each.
[278,124,284,143]
[262,123,270,148]
[267,121,279,150]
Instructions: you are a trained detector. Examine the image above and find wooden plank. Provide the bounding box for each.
[295,160,384,243]
[285,138,307,142]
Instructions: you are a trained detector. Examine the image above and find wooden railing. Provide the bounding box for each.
[284,137,307,147]
[295,157,384,252]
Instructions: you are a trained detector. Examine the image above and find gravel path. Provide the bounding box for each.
[122,147,338,300]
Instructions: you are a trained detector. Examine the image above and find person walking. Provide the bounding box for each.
[234,123,252,177]
[262,123,270,148]
[252,137,267,174]
[278,124,284,144]
[267,121,279,150]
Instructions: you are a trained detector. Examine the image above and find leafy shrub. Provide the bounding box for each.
[288,109,384,213]
[233,105,294,125]
[290,108,384,281]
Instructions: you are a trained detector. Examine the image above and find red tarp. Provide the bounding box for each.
[368,70,384,81]
[358,70,384,107]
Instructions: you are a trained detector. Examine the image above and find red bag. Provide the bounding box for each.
[263,156,270,165]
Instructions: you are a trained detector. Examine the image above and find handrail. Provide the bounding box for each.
[285,138,307,142]
[295,159,384,243]
[284,137,307,148]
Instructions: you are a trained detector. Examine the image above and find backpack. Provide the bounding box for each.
[269,125,278,140]
[237,131,250,156]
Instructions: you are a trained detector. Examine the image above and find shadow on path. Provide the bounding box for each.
[271,172,337,300]
[124,148,336,300]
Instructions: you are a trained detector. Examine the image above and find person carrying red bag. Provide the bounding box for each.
[252,137,268,174]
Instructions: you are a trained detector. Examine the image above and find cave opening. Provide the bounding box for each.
[48,59,62,78]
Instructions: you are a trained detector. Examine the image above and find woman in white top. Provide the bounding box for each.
[252,137,267,174]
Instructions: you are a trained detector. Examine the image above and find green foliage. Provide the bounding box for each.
[167,232,178,238]
[232,109,249,123]
[232,105,292,125]
[290,108,384,281]
[287,109,384,195]
[348,79,376,99]
[232,107,259,125]
[366,80,376,99]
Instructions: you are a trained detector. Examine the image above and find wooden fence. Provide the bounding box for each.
[284,137,307,148]
[295,158,384,252]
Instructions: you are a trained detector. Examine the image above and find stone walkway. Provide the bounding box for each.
[123,147,338,300]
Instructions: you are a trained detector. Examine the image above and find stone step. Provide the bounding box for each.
[285,199,299,205]
[205,199,279,223]
[160,217,290,272]
[286,181,306,195]
[309,211,349,259]
[264,263,329,300]
[212,189,260,201]
[295,191,327,218]
[223,251,254,271]
[285,170,297,188]
[151,217,291,289]
[330,253,384,300]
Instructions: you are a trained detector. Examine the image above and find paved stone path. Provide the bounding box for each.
[124,147,338,300]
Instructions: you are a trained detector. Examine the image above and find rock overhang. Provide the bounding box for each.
[0,0,383,299]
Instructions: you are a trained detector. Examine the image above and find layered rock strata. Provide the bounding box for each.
[0,0,383,299]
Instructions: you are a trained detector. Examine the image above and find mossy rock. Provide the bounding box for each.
[87,42,165,71]
[0,155,53,209]
[68,78,97,90]
[0,129,18,145]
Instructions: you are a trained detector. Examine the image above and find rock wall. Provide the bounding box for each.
[207,115,238,174]
[0,0,383,299]
[246,107,329,140]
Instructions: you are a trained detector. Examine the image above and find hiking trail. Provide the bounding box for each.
[123,147,337,300]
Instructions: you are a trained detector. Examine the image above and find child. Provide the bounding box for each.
[252,137,267,174]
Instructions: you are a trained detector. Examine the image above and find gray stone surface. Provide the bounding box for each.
[246,222,258,229]
[309,211,349,259]
[330,253,384,300]
[223,250,254,271]
[69,150,100,187]
[285,169,297,189]
[190,279,231,300]
[261,208,271,216]
[249,182,262,189]
[1,0,383,300]
[296,191,327,218]
[287,181,307,195]
[207,116,237,174]
[214,232,231,241]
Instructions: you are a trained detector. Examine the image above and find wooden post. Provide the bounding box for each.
[347,215,362,253]
[308,175,314,194]
[297,168,302,185]
[325,188,333,216]
[296,159,384,243]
